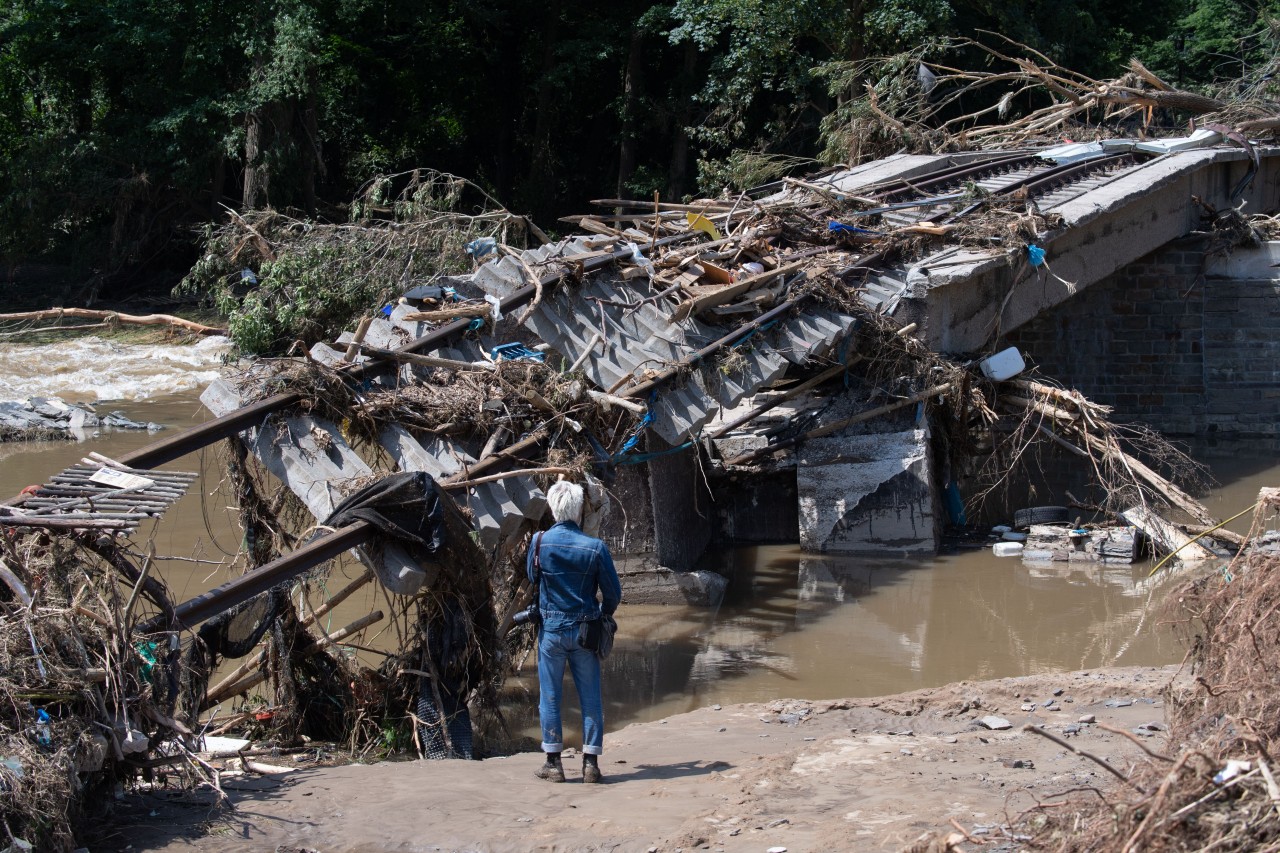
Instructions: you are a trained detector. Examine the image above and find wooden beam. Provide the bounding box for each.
[673,258,814,321]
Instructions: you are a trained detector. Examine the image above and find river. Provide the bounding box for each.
[2,338,1277,747]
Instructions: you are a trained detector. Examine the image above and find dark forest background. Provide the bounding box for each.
[1,0,1276,303]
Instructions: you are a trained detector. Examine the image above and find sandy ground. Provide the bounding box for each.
[99,666,1178,853]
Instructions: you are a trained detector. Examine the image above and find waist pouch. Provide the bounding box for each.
[577,615,617,659]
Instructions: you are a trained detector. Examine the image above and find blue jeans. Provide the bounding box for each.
[537,627,603,755]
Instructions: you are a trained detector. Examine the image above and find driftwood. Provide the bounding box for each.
[201,570,375,709]
[203,610,384,708]
[0,308,226,336]
[1121,505,1219,562]
[401,302,492,323]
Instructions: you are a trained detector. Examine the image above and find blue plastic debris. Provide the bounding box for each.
[381,304,394,318]
[1027,244,1046,267]
[943,482,967,525]
[466,318,485,332]
[828,221,883,237]
[490,343,545,363]
[465,237,497,260]
[35,709,50,747]
[240,268,258,285]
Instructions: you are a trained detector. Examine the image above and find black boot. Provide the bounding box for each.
[582,753,602,784]
[535,752,565,782]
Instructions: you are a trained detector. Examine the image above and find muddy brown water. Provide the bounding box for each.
[2,386,1277,748]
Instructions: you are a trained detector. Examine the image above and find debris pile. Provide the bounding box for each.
[5,41,1273,845]
[831,33,1279,160]
[178,169,538,356]
[1024,491,1280,852]
[0,515,184,851]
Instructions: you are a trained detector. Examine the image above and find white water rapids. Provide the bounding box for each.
[0,335,233,403]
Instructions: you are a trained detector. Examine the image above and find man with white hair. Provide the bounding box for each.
[528,479,622,783]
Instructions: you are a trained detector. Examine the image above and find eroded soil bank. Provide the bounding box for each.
[106,665,1175,853]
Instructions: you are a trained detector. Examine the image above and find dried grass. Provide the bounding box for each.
[1024,498,1280,852]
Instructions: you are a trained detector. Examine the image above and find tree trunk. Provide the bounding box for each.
[243,107,268,210]
[615,30,645,202]
[667,40,697,200]
[524,0,563,223]
[300,88,324,215]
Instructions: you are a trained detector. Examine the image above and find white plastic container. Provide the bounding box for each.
[992,524,1012,534]
[979,346,1026,381]
[1002,531,1028,542]
[993,541,1024,557]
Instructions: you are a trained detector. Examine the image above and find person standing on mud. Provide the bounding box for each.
[528,479,621,783]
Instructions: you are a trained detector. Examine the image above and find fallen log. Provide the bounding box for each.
[1081,433,1214,525]
[350,344,494,373]
[401,302,492,323]
[0,308,226,336]
[1121,505,1219,562]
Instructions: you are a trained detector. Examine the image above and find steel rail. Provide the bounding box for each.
[128,232,707,631]
[869,153,1041,202]
[108,230,699,473]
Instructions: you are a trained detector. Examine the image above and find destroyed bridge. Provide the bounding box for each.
[27,132,1280,628]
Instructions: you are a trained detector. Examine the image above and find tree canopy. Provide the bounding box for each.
[0,0,1275,298]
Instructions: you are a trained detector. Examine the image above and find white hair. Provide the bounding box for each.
[547,480,584,524]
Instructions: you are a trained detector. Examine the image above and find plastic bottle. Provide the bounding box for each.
[992,541,1024,557]
[35,709,51,747]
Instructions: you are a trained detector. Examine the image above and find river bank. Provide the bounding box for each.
[101,665,1176,853]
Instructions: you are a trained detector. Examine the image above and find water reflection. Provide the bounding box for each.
[597,545,1191,731]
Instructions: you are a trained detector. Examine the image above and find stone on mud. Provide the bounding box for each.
[617,564,728,606]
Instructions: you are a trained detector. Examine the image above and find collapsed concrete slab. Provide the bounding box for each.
[797,429,936,555]
[796,400,938,555]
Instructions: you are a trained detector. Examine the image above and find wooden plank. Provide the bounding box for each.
[672,258,811,321]
[1121,505,1218,562]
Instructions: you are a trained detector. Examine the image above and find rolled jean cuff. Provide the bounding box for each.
[582,744,602,756]
[542,741,564,753]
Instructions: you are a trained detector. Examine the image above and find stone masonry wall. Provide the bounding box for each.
[646,436,715,570]
[1004,239,1280,438]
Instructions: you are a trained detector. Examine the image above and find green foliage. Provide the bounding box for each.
[232,248,393,355]
[816,41,946,165]
[181,232,400,356]
[179,170,513,355]
[664,0,953,193]
[1140,0,1280,87]
[697,151,821,194]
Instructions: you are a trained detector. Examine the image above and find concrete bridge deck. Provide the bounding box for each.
[819,141,1279,352]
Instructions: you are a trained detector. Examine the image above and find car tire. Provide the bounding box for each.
[1014,505,1070,529]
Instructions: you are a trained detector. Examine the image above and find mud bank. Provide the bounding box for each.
[107,665,1176,853]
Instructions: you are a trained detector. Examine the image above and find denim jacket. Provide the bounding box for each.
[527,521,622,633]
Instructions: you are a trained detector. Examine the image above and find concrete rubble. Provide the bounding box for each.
[0,396,161,438]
